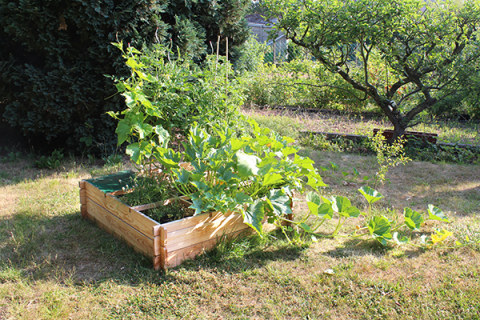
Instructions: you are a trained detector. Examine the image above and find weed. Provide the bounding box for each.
[370,134,411,188]
[1,151,22,163]
[103,153,123,167]
[35,149,64,169]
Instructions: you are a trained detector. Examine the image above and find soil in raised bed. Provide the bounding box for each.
[116,174,196,223]
[141,198,194,224]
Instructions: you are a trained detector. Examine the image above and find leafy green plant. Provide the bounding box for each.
[143,198,192,224]
[34,149,64,169]
[0,0,250,155]
[297,186,475,248]
[370,133,411,187]
[103,154,123,167]
[151,119,326,236]
[405,139,480,164]
[108,42,244,171]
[1,151,22,163]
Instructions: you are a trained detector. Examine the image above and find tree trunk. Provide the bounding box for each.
[391,121,407,143]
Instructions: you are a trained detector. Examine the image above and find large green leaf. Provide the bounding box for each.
[263,172,284,186]
[427,205,449,222]
[306,191,321,205]
[175,168,191,184]
[358,186,384,204]
[236,152,261,178]
[244,200,265,235]
[317,203,334,219]
[393,232,409,245]
[235,192,252,205]
[307,192,333,219]
[368,216,392,245]
[190,198,208,215]
[344,206,361,218]
[403,207,424,231]
[266,189,292,216]
[281,146,298,157]
[155,125,170,148]
[134,122,153,139]
[331,196,351,213]
[115,120,131,145]
[126,142,140,163]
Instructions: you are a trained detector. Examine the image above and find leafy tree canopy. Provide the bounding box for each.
[264,0,480,139]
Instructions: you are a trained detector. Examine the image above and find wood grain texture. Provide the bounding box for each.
[85,181,158,238]
[79,189,87,205]
[152,226,167,256]
[165,229,248,268]
[86,198,154,257]
[80,204,87,218]
[165,211,249,252]
[159,210,224,234]
[153,247,167,270]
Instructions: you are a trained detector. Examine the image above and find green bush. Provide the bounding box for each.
[0,0,250,155]
[238,58,372,110]
[108,43,245,168]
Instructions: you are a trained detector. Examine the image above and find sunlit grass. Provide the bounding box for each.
[0,134,479,318]
[243,107,480,146]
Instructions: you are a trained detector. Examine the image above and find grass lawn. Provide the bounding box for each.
[1,114,479,319]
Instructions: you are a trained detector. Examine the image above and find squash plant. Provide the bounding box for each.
[107,42,326,236]
[153,119,327,235]
[298,186,462,248]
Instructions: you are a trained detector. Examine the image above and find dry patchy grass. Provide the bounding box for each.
[243,107,480,146]
[0,150,479,319]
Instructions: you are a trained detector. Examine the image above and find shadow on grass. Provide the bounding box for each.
[0,210,307,289]
[180,231,308,273]
[322,237,426,260]
[0,210,155,285]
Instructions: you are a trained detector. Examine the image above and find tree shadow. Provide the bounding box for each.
[0,210,155,286]
[0,210,308,289]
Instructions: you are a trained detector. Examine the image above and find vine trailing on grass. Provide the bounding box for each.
[108,43,471,249]
[297,186,474,249]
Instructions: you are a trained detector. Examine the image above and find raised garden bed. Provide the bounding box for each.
[373,129,438,144]
[79,171,290,270]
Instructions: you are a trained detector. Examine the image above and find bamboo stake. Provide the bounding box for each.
[225,37,229,116]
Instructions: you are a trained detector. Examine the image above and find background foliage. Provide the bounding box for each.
[262,0,480,136]
[0,0,250,155]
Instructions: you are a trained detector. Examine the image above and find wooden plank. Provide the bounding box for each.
[132,196,191,212]
[152,227,168,256]
[79,180,85,189]
[86,198,154,257]
[85,181,158,238]
[165,229,248,268]
[79,189,87,205]
[158,210,225,234]
[153,247,167,270]
[165,212,249,252]
[80,204,88,218]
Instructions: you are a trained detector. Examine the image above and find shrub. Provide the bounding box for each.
[0,0,250,155]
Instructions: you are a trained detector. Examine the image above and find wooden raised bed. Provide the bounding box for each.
[373,129,438,144]
[79,171,289,270]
